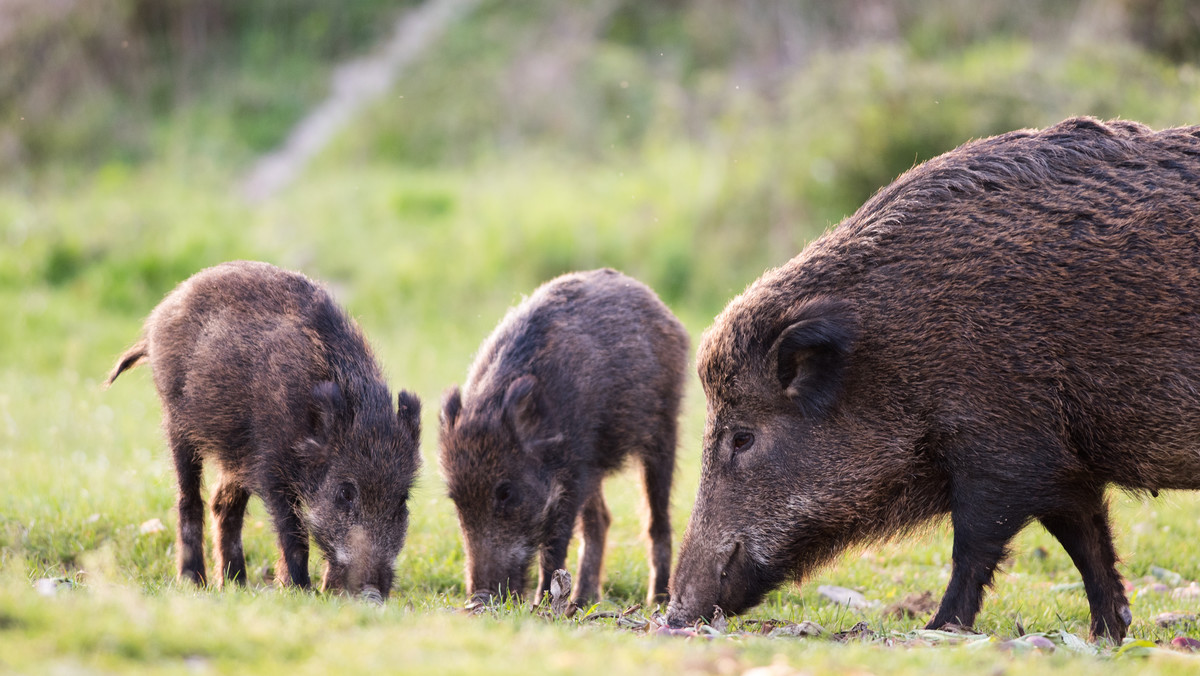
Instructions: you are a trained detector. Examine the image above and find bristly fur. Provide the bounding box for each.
[672,117,1200,642]
[440,268,689,606]
[105,260,421,598]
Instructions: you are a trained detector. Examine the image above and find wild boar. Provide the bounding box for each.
[106,260,421,599]
[667,117,1200,641]
[440,268,689,606]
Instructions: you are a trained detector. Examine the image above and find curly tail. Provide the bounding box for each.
[105,338,149,388]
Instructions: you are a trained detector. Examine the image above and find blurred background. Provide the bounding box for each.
[2,0,1200,593]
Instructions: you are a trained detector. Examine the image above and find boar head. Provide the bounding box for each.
[303,382,422,600]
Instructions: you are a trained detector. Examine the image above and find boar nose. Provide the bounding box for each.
[360,585,384,605]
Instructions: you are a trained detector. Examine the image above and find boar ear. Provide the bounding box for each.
[397,389,422,440]
[769,299,856,419]
[311,380,346,439]
[440,386,462,431]
[503,375,560,450]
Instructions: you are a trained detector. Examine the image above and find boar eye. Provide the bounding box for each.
[494,482,515,509]
[731,432,755,454]
[337,482,358,506]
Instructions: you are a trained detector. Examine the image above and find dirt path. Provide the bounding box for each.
[241,0,480,203]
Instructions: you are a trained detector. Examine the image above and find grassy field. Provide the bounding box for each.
[5,1,1200,673]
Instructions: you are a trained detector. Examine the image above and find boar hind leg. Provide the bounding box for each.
[573,487,611,605]
[641,445,675,605]
[211,478,251,587]
[170,428,207,587]
[267,493,311,589]
[1039,497,1129,643]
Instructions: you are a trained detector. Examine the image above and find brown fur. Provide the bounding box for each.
[107,261,421,598]
[668,117,1200,641]
[440,269,689,606]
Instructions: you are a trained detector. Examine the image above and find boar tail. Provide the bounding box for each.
[105,339,149,388]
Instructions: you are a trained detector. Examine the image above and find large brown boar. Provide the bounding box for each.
[106,261,421,599]
[440,269,689,606]
[667,117,1200,641]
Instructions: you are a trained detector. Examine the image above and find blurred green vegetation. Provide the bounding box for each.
[3,0,1199,324]
[3,1,1200,672]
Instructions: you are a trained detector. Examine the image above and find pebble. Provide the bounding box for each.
[139,518,166,535]
[34,578,70,596]
[1023,635,1055,651]
[1172,582,1200,599]
[1172,637,1200,652]
[817,585,870,609]
[768,621,825,638]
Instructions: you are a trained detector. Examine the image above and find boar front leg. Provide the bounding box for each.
[928,471,1034,631]
[573,486,611,605]
[1039,493,1130,643]
[641,438,675,605]
[535,486,584,603]
[266,490,311,589]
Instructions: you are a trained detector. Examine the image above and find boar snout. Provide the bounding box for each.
[667,539,738,627]
[669,539,776,627]
[465,538,533,603]
[320,525,397,599]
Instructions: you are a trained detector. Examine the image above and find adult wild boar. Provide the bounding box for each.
[106,261,421,599]
[440,269,689,606]
[667,117,1200,641]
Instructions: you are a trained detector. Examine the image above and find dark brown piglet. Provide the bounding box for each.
[440,268,689,606]
[106,260,421,599]
[668,117,1200,642]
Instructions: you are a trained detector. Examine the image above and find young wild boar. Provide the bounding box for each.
[106,261,421,599]
[667,117,1200,641]
[440,269,689,606]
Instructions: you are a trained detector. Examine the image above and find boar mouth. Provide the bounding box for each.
[667,539,748,628]
[320,545,395,600]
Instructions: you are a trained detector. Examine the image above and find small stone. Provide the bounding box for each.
[1150,566,1184,586]
[768,621,825,638]
[1024,635,1055,651]
[1155,612,1196,628]
[34,578,70,596]
[817,585,870,609]
[1172,582,1200,599]
[139,518,166,535]
[1171,637,1200,652]
[655,625,698,638]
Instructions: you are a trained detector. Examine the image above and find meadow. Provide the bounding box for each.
[4,1,1200,673]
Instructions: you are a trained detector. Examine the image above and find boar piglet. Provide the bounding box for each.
[668,117,1200,642]
[107,261,421,599]
[440,269,689,606]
